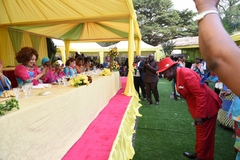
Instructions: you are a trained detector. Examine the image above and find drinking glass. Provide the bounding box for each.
[27,83,33,96]
[22,84,30,98]
[62,76,68,86]
[13,87,20,100]
[57,78,62,85]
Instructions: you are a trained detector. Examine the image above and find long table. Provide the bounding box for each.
[0,72,121,159]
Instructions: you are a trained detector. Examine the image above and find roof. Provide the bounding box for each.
[109,40,165,60]
[1,0,141,42]
[114,40,155,49]
[172,36,199,49]
[173,34,240,49]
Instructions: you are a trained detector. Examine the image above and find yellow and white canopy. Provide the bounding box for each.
[0,0,141,42]
[0,0,142,96]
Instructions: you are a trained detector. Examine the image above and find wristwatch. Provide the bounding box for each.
[195,10,219,22]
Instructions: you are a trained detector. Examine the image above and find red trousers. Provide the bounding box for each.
[195,114,217,160]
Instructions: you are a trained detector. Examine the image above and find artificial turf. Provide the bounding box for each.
[133,78,236,160]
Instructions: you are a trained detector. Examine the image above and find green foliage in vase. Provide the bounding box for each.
[0,98,19,115]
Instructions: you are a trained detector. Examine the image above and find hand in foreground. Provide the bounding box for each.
[193,0,219,12]
[195,117,203,125]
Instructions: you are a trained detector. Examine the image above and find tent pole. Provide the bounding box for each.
[124,17,137,97]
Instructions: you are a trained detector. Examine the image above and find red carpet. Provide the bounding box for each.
[62,77,131,160]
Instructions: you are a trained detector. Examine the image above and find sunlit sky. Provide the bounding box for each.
[171,0,197,12]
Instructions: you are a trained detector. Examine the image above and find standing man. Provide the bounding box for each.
[157,57,222,160]
[143,54,159,105]
[133,56,146,100]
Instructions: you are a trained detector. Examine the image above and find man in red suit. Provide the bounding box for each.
[157,57,222,160]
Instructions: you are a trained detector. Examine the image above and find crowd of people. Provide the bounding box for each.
[0,46,130,93]
[132,54,161,106]
[156,0,240,159]
[12,47,108,87]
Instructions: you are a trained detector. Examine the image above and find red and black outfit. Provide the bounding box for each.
[176,67,222,160]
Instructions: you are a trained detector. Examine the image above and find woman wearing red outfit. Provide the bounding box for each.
[157,57,222,160]
[14,47,46,86]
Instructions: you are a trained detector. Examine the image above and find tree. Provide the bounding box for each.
[133,0,198,46]
[46,38,57,64]
[218,0,240,34]
[175,9,198,38]
[162,40,175,55]
[97,42,117,47]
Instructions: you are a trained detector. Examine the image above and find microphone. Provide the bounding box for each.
[191,117,210,127]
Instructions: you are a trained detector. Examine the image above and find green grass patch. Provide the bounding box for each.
[133,78,236,160]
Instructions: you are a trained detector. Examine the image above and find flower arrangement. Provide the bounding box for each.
[110,61,120,71]
[0,98,19,115]
[108,46,119,57]
[100,68,112,76]
[69,74,92,87]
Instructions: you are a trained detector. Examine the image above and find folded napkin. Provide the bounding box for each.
[0,90,15,98]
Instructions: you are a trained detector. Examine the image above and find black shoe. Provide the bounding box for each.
[183,152,197,159]
[155,101,159,105]
[147,102,152,105]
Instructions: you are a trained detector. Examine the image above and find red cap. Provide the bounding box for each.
[156,57,178,73]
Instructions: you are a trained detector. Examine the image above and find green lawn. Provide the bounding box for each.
[133,78,236,160]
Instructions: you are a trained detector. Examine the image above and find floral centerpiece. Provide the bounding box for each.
[100,68,112,76]
[108,46,119,57]
[108,46,119,68]
[110,61,120,71]
[69,74,92,87]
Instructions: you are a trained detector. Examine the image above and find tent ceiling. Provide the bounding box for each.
[0,0,141,42]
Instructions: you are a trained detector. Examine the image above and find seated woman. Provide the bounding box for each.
[64,58,77,77]
[0,60,11,96]
[14,47,46,86]
[40,57,56,83]
[84,58,91,72]
[53,60,65,79]
[75,57,85,74]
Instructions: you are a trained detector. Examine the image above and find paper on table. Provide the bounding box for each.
[32,84,51,89]
[37,91,51,96]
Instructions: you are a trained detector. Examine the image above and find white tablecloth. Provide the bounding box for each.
[0,72,121,160]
